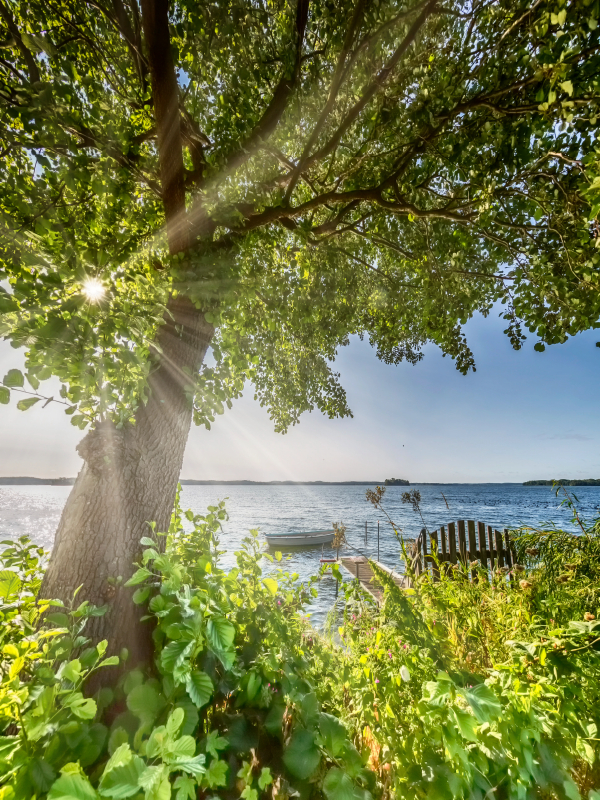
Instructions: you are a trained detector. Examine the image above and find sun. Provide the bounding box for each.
[82,278,106,302]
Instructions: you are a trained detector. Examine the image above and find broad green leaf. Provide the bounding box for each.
[161,640,192,673]
[0,569,21,598]
[132,586,150,605]
[166,707,185,737]
[461,684,501,724]
[204,759,228,788]
[186,670,213,708]
[453,709,479,742]
[98,744,145,799]
[323,767,359,800]
[207,616,235,651]
[262,577,278,596]
[0,386,9,404]
[48,772,99,800]
[282,727,320,780]
[174,775,196,800]
[3,369,23,388]
[318,713,347,757]
[62,659,82,683]
[124,567,151,586]
[126,683,162,725]
[169,735,196,760]
[17,396,41,411]
[204,730,228,759]
[29,757,56,793]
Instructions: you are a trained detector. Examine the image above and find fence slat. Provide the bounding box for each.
[495,530,505,569]
[421,527,429,577]
[448,522,457,564]
[503,529,513,569]
[487,525,495,572]
[440,525,448,575]
[431,531,440,582]
[467,520,477,579]
[478,522,488,572]
[458,520,467,566]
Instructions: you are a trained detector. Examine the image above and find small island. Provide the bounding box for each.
[384,477,410,486]
[524,479,600,486]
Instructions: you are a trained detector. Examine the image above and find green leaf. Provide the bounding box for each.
[453,709,478,742]
[0,386,9,404]
[282,727,320,780]
[186,670,213,708]
[0,569,21,597]
[204,759,228,788]
[204,730,228,759]
[461,684,501,724]
[126,683,162,726]
[323,768,359,800]
[207,616,235,651]
[70,697,98,720]
[174,775,196,800]
[161,639,192,673]
[48,772,99,800]
[262,577,278,596]
[124,567,151,586]
[29,757,56,793]
[98,744,145,799]
[166,707,185,738]
[172,755,206,778]
[258,768,272,790]
[3,369,24,388]
[318,713,347,757]
[174,698,199,736]
[17,396,41,411]
[62,659,82,683]
[132,586,150,605]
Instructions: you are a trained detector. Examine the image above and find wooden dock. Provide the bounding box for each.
[340,556,408,603]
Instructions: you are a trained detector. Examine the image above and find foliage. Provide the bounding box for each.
[0,1,600,431]
[511,488,600,625]
[3,489,600,800]
[0,496,374,800]
[307,500,600,799]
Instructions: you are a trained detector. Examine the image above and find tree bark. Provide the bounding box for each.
[39,0,212,667]
[40,297,214,664]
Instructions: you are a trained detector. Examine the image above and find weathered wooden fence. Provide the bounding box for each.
[413,521,518,581]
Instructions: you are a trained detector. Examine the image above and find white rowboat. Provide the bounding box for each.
[264,530,335,547]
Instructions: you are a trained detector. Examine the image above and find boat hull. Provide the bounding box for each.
[265,530,335,547]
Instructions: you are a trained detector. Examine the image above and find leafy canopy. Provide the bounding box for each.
[0,0,599,430]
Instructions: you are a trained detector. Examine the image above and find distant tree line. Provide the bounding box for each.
[524,479,600,486]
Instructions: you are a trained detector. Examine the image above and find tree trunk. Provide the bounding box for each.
[40,296,214,665]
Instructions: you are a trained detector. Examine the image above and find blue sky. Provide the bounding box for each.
[0,306,598,482]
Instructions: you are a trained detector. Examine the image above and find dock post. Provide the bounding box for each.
[377,521,380,561]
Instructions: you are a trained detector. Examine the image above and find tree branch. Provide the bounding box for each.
[0,0,40,83]
[140,0,188,253]
[210,0,310,182]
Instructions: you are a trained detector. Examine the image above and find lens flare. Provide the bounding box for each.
[82,278,105,302]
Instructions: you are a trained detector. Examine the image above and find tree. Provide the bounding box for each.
[0,0,599,659]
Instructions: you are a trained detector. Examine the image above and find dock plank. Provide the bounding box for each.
[340,557,407,603]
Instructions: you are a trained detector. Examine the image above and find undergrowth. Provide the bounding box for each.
[1,488,600,800]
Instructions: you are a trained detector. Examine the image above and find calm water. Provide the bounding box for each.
[1,483,598,626]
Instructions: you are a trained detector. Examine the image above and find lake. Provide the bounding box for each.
[1,482,598,626]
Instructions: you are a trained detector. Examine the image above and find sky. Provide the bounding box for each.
[0,306,598,483]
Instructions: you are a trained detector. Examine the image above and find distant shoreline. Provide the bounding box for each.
[0,477,586,486]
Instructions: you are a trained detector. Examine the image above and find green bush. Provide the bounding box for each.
[0,496,373,800]
[2,491,600,800]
